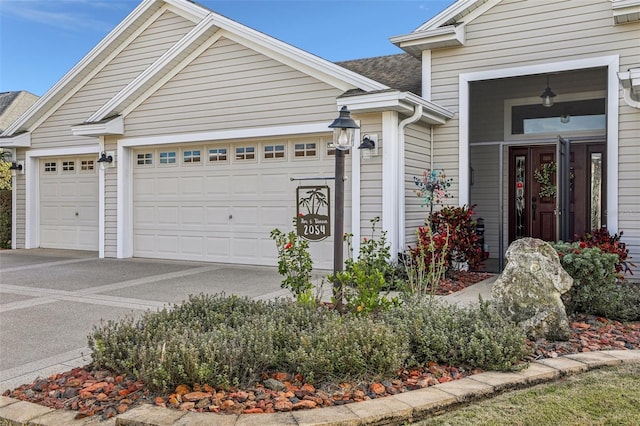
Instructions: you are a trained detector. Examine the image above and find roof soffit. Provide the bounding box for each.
[612,0,640,23]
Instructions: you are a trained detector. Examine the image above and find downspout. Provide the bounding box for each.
[397,104,423,253]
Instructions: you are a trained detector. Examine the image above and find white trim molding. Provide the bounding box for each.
[382,111,400,257]
[459,55,620,233]
[0,132,31,148]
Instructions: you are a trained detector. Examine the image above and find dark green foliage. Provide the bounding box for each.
[551,242,640,321]
[0,190,11,249]
[429,205,484,272]
[89,293,529,392]
[383,298,529,371]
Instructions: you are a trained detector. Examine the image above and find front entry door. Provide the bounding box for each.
[508,142,605,243]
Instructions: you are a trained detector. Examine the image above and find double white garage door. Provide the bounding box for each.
[39,157,99,250]
[132,138,346,268]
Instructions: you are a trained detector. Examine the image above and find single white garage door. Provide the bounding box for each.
[39,157,99,250]
[132,137,350,268]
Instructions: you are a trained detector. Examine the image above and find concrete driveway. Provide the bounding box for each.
[0,249,293,392]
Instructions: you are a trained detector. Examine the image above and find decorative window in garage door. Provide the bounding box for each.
[326,141,349,156]
[294,143,317,158]
[264,144,285,159]
[183,149,201,164]
[62,161,75,172]
[159,151,177,165]
[137,153,153,166]
[235,146,255,161]
[44,162,57,173]
[208,147,228,162]
[80,160,95,172]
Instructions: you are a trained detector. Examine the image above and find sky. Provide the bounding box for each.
[0,0,455,96]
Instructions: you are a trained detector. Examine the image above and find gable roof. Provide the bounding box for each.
[1,0,388,138]
[0,91,38,133]
[336,54,422,96]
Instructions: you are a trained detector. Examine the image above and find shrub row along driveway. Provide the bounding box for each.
[0,249,290,392]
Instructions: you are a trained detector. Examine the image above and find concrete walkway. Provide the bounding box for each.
[1,249,638,425]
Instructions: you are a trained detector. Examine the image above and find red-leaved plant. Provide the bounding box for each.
[575,227,635,278]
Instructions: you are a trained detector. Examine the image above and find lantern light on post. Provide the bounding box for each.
[328,106,359,311]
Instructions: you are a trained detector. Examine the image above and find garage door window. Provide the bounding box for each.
[137,153,153,166]
[294,143,316,158]
[183,149,201,164]
[327,142,349,156]
[208,147,228,162]
[80,160,95,172]
[62,161,75,172]
[235,146,255,161]
[264,144,285,160]
[160,151,177,165]
[44,162,57,173]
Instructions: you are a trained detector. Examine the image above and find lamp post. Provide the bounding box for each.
[328,106,359,312]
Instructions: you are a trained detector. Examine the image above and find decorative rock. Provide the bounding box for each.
[263,378,286,391]
[492,238,574,340]
[182,391,212,402]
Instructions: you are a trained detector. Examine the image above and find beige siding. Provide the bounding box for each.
[104,136,119,257]
[357,114,384,241]
[469,144,501,259]
[13,150,25,248]
[30,11,194,150]
[430,0,640,271]
[404,122,432,248]
[124,37,343,136]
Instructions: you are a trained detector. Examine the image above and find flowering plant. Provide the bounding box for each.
[575,228,635,278]
[270,221,314,302]
[414,168,453,216]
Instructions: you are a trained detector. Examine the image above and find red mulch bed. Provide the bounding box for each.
[4,275,639,420]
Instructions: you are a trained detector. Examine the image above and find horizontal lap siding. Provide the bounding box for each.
[430,0,640,271]
[404,123,431,249]
[469,145,500,259]
[30,11,194,149]
[124,37,342,136]
[358,114,384,240]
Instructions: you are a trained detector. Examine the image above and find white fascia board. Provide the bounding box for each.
[0,132,31,148]
[119,122,331,147]
[390,26,465,56]
[338,91,454,125]
[1,0,160,137]
[210,13,388,93]
[71,116,125,137]
[88,13,218,123]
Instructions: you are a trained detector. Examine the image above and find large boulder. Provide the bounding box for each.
[491,238,573,340]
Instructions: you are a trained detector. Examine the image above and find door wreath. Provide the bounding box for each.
[534,162,557,198]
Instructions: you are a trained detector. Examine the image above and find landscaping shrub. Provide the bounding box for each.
[89,293,529,393]
[382,298,529,371]
[270,224,314,303]
[429,205,484,272]
[551,242,640,321]
[0,189,10,249]
[575,227,635,278]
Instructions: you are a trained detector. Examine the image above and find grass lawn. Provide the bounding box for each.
[417,364,640,425]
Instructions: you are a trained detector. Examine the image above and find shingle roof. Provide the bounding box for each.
[0,92,21,116]
[336,53,422,96]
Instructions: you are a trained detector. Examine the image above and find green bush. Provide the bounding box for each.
[382,298,529,371]
[551,242,640,321]
[0,190,11,249]
[89,293,529,392]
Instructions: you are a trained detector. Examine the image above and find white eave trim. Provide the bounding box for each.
[71,116,125,137]
[337,91,454,125]
[415,0,482,31]
[390,26,465,56]
[0,132,31,148]
[612,0,640,24]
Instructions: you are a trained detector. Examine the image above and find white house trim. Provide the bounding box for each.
[459,55,620,233]
[382,111,400,257]
[24,145,101,249]
[71,116,125,137]
[98,137,106,258]
[0,132,31,148]
[351,126,362,259]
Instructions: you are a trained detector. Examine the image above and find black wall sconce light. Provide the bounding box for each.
[9,160,24,176]
[97,151,114,171]
[358,134,378,159]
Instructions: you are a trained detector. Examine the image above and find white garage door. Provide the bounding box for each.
[132,138,350,268]
[39,157,99,250]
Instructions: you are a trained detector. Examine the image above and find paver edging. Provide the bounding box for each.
[1,351,638,426]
